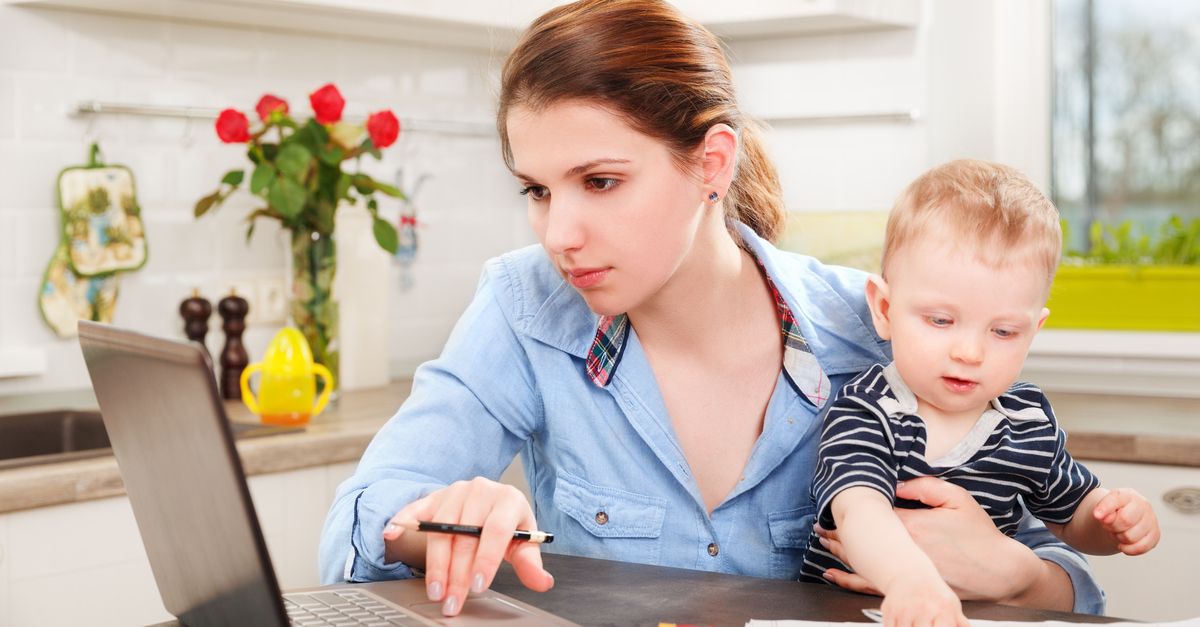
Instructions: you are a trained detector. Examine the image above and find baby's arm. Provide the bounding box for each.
[1024,388,1159,557]
[830,486,967,627]
[1048,487,1161,556]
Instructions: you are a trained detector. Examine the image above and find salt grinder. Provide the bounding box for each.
[179,289,213,366]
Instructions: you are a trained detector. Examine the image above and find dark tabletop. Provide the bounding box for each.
[490,553,1121,627]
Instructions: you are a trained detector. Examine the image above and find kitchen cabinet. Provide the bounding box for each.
[1085,461,1200,622]
[0,455,529,626]
[1,0,919,50]
[0,461,358,627]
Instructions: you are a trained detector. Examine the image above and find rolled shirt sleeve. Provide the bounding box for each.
[1014,512,1107,615]
[318,271,542,584]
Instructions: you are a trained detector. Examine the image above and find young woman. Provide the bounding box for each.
[319,0,1104,618]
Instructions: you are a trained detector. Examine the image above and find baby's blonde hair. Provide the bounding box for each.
[881,159,1062,289]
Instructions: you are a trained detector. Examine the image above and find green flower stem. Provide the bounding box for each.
[291,227,339,392]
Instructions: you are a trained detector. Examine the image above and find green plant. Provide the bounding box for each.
[1062,215,1200,265]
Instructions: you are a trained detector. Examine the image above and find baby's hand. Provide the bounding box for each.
[881,578,969,627]
[1092,487,1161,556]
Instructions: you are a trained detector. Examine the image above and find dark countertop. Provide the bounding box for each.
[150,552,1122,626]
[495,553,1121,626]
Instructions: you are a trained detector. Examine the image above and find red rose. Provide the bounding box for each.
[309,83,345,124]
[215,109,250,143]
[255,94,288,122]
[366,110,400,148]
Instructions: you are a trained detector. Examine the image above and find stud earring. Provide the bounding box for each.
[708,191,719,202]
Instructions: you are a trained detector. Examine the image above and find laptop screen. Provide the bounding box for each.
[79,321,288,626]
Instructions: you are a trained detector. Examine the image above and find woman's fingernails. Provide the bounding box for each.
[442,595,459,615]
[427,580,443,601]
[818,536,830,549]
[384,523,398,536]
[471,573,486,593]
[822,570,834,581]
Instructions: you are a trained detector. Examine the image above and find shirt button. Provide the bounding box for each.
[595,511,609,525]
[707,542,719,557]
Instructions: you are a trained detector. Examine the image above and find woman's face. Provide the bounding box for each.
[506,100,709,316]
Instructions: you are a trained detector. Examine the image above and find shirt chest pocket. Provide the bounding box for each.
[768,505,816,580]
[553,470,667,565]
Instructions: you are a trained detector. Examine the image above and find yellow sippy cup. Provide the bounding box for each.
[240,327,333,426]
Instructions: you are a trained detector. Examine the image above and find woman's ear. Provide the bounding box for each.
[701,123,738,193]
[865,274,892,341]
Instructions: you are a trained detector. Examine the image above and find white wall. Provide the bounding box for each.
[0,0,1052,397]
[0,4,532,396]
[729,0,1050,217]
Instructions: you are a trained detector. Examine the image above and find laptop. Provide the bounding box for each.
[78,321,576,627]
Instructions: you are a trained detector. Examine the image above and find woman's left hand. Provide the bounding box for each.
[817,477,1047,603]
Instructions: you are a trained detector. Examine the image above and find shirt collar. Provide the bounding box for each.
[585,249,832,408]
[878,362,1048,422]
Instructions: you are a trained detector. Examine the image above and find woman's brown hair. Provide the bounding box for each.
[497,0,787,242]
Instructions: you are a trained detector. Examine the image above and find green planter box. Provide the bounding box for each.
[1046,265,1200,331]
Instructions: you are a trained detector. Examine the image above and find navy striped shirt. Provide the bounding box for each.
[799,363,1100,583]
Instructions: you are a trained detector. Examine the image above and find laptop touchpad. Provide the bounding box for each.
[409,596,542,625]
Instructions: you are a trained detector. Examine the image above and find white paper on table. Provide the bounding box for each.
[747,617,1200,627]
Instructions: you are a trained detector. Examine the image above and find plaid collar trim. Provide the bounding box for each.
[584,253,831,407]
[585,313,629,387]
[756,257,831,407]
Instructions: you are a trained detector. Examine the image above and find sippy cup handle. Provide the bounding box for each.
[240,363,264,414]
[312,363,334,416]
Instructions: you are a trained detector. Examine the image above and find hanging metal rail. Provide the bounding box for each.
[73,100,495,137]
[760,110,921,125]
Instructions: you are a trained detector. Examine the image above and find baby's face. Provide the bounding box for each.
[882,227,1050,423]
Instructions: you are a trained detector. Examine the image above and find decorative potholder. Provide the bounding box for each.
[37,144,144,338]
[58,145,147,277]
[38,244,120,337]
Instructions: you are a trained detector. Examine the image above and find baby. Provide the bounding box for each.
[799,159,1160,625]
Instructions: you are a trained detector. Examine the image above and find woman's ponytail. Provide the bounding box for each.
[727,118,786,242]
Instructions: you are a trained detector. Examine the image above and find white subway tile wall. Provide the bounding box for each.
[0,2,1017,397]
[0,75,19,139]
[0,5,531,396]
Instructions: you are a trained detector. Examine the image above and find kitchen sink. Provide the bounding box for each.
[0,409,302,471]
[0,410,111,470]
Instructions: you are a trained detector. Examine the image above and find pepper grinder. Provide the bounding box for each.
[179,289,213,367]
[217,288,250,400]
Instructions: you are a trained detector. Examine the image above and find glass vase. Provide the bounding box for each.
[290,228,339,394]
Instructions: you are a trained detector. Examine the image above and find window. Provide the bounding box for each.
[1052,0,1200,251]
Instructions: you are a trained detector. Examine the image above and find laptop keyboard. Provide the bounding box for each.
[285,589,428,626]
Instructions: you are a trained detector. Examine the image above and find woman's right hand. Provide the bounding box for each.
[820,477,1074,610]
[381,477,555,617]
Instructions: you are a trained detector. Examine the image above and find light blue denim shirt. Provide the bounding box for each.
[318,223,1105,614]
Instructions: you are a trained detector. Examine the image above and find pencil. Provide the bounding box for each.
[411,520,554,544]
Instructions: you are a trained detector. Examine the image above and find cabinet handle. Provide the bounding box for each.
[1163,487,1200,515]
